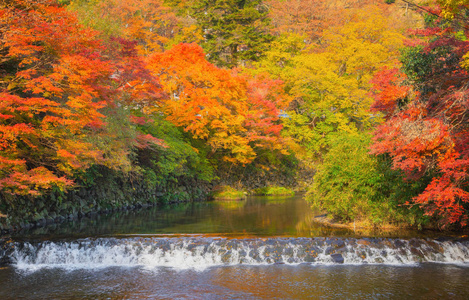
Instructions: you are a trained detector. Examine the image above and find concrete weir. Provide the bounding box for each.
[4,236,469,271]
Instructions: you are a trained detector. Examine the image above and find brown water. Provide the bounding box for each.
[1,195,469,299]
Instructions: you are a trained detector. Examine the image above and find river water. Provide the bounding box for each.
[1,195,469,299]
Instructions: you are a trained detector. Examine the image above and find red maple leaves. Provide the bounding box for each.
[371,23,469,227]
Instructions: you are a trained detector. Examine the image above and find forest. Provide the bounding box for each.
[1,0,469,231]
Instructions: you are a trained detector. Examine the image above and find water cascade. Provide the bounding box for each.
[4,237,469,272]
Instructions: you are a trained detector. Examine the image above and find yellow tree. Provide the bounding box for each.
[255,6,406,157]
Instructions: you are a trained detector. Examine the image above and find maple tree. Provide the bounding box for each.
[371,2,469,227]
[0,0,165,196]
[0,0,110,195]
[67,0,202,55]
[147,43,289,164]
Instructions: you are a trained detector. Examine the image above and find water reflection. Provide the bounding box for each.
[1,264,469,299]
[9,195,445,240]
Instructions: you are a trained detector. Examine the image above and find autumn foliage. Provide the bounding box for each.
[0,0,165,196]
[0,0,110,195]
[3,0,469,229]
[147,43,289,164]
[0,0,289,199]
[371,8,469,227]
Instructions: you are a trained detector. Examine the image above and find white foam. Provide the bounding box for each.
[9,237,469,272]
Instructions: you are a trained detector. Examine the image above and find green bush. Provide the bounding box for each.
[253,186,294,196]
[210,186,246,200]
[306,132,427,227]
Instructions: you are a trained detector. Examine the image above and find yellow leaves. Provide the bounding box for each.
[437,0,469,19]
[168,24,203,47]
[253,6,407,158]
[460,51,469,70]
[321,7,404,79]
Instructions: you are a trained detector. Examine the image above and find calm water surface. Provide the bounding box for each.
[10,195,350,239]
[1,195,469,299]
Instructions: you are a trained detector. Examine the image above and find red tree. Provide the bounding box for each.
[371,14,469,226]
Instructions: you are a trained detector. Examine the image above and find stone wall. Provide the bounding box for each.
[0,171,212,234]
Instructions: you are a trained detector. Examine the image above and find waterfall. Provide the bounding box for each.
[7,237,469,272]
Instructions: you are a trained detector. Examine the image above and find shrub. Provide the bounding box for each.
[210,186,246,200]
[253,186,295,196]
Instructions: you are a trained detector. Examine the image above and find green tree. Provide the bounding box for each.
[191,0,273,67]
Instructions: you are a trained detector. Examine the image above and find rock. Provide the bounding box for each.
[394,239,406,248]
[335,246,347,254]
[36,219,46,227]
[330,253,344,264]
[0,239,13,266]
[410,247,424,258]
[357,239,371,246]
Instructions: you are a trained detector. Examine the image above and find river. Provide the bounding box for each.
[1,195,469,299]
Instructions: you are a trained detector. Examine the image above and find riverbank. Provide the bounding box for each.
[312,213,469,237]
[312,214,405,230]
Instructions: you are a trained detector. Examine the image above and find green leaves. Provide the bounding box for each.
[307,132,424,226]
[191,0,273,67]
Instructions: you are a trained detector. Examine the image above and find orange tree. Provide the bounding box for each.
[66,0,202,54]
[0,0,164,196]
[146,43,290,165]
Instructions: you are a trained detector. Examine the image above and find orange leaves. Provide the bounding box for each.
[0,0,121,196]
[372,102,452,178]
[371,90,469,226]
[0,0,291,197]
[415,175,469,227]
[70,0,189,54]
[147,43,289,164]
[0,167,73,197]
[148,43,246,139]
